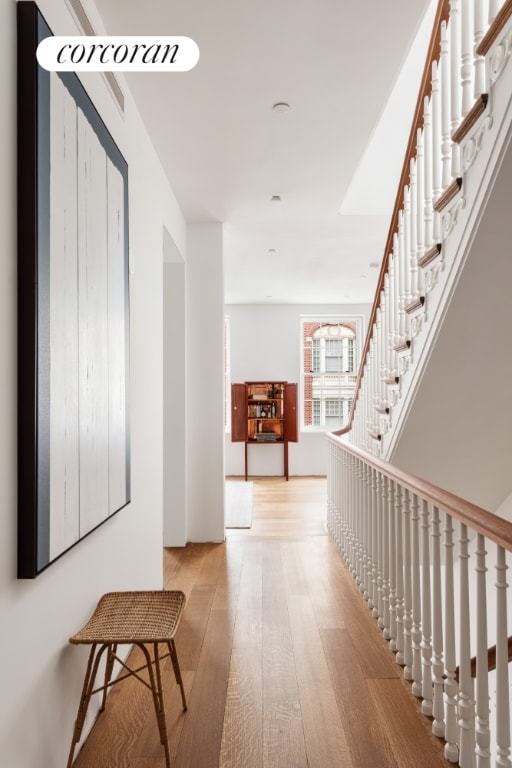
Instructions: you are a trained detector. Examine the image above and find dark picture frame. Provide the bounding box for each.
[17,2,130,578]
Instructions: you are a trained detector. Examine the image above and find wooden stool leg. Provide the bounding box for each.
[67,643,108,768]
[168,639,187,710]
[101,643,117,711]
[138,642,171,768]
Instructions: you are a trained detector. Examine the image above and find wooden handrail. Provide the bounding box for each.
[477,0,512,55]
[327,432,512,553]
[470,636,512,677]
[453,636,512,682]
[336,0,450,437]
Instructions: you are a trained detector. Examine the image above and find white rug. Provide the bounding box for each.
[225,481,253,528]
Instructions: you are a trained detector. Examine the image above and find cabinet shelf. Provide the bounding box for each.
[248,417,285,421]
[231,380,298,480]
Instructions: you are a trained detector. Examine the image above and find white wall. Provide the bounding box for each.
[225,303,371,477]
[0,0,188,764]
[186,223,225,542]
[163,234,187,547]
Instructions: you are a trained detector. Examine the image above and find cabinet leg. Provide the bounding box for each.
[245,442,248,481]
[284,441,289,481]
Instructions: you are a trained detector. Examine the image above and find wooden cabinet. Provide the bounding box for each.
[231,381,298,479]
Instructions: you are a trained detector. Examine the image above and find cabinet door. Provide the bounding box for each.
[231,383,247,442]
[284,383,298,442]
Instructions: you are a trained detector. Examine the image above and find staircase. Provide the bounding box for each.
[327,2,512,766]
[346,0,512,476]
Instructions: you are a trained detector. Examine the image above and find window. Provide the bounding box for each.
[301,317,362,431]
[325,399,341,416]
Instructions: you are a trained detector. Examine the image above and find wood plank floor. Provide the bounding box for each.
[72,477,450,767]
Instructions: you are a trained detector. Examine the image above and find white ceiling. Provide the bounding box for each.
[94,0,435,304]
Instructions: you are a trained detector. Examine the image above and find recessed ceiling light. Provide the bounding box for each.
[272,102,291,114]
[360,275,368,279]
[271,195,281,202]
[268,248,276,253]
[369,261,380,269]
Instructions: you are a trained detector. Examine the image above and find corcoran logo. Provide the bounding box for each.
[36,36,200,72]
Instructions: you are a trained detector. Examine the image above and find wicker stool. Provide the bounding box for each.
[67,590,187,768]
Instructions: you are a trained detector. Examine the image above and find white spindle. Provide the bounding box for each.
[475,533,491,768]
[381,476,391,638]
[444,513,459,763]
[375,306,384,409]
[347,455,356,568]
[351,457,360,578]
[431,505,445,738]
[403,177,416,308]
[409,157,418,301]
[336,447,343,546]
[361,463,370,602]
[473,0,486,98]
[388,479,397,651]
[339,449,347,557]
[450,0,462,178]
[383,272,392,384]
[488,0,500,24]
[440,21,453,189]
[420,499,433,716]
[376,472,385,622]
[389,243,399,360]
[368,338,375,431]
[335,444,341,545]
[431,61,442,243]
[410,493,423,698]
[495,545,511,768]
[356,459,365,589]
[403,488,414,680]
[394,484,405,665]
[460,0,474,117]
[380,294,388,404]
[416,126,425,284]
[371,467,379,614]
[458,522,476,768]
[398,208,407,340]
[423,96,434,254]
[360,460,369,601]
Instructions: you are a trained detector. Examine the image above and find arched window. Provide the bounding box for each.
[302,319,360,430]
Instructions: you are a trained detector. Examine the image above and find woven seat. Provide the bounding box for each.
[67,590,187,768]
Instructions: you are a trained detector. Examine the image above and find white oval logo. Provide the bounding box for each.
[36,36,200,72]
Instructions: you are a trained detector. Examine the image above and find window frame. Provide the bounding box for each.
[300,314,365,433]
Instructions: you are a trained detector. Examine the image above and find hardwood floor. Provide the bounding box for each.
[72,477,449,767]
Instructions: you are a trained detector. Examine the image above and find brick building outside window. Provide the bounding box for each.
[302,318,359,430]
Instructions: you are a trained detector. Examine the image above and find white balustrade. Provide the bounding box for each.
[332,9,512,760]
[326,436,512,768]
